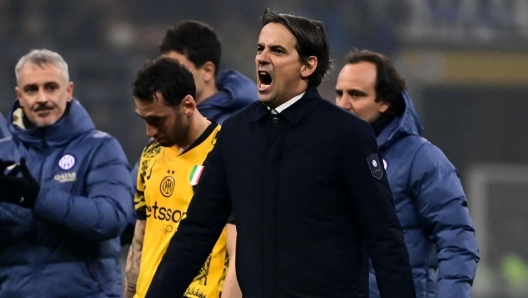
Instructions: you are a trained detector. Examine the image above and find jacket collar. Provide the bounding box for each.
[249,88,322,126]
[377,91,424,149]
[8,99,95,148]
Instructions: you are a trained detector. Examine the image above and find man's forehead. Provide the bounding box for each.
[339,63,377,81]
[20,62,60,72]
[18,63,66,84]
[258,22,296,45]
[135,95,172,113]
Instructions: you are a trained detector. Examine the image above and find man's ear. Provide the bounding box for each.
[180,95,197,116]
[379,100,390,113]
[66,82,74,102]
[300,56,318,79]
[15,86,21,101]
[199,61,216,83]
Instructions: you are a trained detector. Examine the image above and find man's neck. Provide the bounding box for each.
[196,84,219,106]
[175,114,211,152]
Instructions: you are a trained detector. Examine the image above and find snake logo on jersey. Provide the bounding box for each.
[134,123,227,298]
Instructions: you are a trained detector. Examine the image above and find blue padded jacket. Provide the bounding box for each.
[0,99,133,298]
[369,92,480,298]
[0,113,9,138]
[198,69,257,124]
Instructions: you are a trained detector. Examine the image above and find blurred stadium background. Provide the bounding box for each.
[1,1,527,297]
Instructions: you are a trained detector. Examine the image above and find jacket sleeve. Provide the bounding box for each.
[410,142,480,297]
[344,121,415,297]
[146,128,232,298]
[0,113,10,138]
[32,136,134,242]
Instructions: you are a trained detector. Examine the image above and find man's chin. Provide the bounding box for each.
[33,118,58,128]
[258,95,275,105]
[158,140,175,147]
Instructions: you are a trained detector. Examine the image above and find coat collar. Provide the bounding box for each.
[249,88,322,126]
[8,99,95,148]
[377,91,424,149]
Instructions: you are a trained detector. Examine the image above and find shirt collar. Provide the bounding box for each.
[249,88,321,126]
[270,92,306,113]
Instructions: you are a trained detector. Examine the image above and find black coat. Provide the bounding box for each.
[146,88,415,298]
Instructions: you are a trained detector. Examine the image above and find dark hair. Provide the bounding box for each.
[133,57,196,107]
[262,9,332,88]
[160,20,221,75]
[346,49,406,117]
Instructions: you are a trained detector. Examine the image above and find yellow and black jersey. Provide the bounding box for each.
[134,123,227,298]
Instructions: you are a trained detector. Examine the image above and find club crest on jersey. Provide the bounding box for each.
[160,176,175,197]
[367,153,383,180]
[58,154,76,170]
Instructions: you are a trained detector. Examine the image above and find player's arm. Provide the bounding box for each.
[221,223,242,298]
[124,219,146,298]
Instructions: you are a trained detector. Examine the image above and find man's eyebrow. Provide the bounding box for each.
[22,84,37,90]
[269,45,287,51]
[139,114,164,121]
[347,89,368,96]
[256,43,286,50]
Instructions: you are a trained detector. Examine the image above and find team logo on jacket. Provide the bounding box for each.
[367,153,383,180]
[160,176,175,197]
[58,154,76,170]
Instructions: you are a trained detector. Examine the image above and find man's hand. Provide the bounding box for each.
[0,158,40,208]
[0,159,16,174]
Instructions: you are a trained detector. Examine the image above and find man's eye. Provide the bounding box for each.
[149,119,163,126]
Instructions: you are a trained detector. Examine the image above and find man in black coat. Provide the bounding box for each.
[146,9,415,298]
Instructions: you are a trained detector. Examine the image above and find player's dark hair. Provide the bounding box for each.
[261,8,332,88]
[160,20,221,75]
[133,57,196,107]
[346,49,406,117]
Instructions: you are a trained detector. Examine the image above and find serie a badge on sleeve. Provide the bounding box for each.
[367,153,383,180]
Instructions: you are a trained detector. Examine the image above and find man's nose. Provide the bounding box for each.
[336,97,350,110]
[256,49,270,64]
[35,89,47,102]
[146,124,157,137]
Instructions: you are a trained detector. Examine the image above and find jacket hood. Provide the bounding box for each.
[0,113,9,138]
[8,98,95,147]
[199,69,257,112]
[377,91,423,149]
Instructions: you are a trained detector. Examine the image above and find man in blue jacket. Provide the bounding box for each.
[0,49,133,298]
[335,49,480,297]
[160,20,258,124]
[0,114,9,138]
[145,9,415,298]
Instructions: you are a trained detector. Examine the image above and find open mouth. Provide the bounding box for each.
[258,71,272,89]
